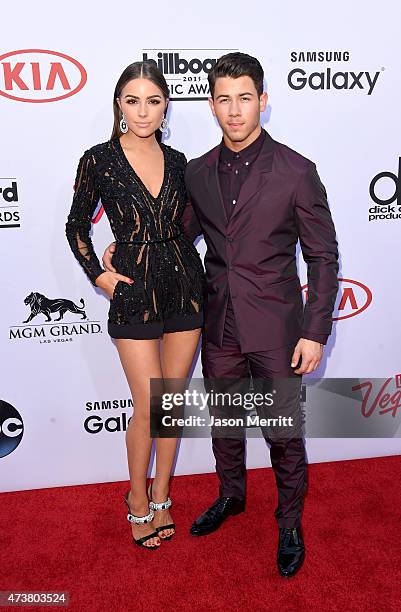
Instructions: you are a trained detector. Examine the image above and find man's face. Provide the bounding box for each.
[209,75,267,146]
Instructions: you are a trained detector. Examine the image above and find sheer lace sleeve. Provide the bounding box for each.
[65,150,105,286]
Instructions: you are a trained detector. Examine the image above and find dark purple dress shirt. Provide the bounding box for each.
[218,128,266,219]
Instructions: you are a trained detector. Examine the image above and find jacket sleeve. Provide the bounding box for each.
[294,162,339,344]
[180,157,202,243]
[65,150,105,286]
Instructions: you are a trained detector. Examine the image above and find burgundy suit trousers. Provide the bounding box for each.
[201,295,307,528]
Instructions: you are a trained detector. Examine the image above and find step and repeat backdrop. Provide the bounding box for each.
[1,1,400,492]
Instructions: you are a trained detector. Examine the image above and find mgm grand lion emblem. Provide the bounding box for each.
[23,292,87,323]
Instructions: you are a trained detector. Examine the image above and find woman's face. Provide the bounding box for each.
[117,78,168,139]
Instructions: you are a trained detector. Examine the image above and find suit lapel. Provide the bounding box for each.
[205,143,228,226]
[202,132,277,226]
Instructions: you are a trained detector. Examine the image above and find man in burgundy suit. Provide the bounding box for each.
[181,52,338,577]
[103,53,338,577]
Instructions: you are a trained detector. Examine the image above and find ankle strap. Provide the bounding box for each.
[127,508,155,524]
[149,497,172,511]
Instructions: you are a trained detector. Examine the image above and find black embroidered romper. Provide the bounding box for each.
[65,138,205,339]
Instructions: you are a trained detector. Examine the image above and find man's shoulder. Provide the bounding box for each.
[186,144,220,177]
[272,136,315,176]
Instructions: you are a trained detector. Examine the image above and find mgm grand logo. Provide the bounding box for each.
[142,49,236,100]
[9,291,102,343]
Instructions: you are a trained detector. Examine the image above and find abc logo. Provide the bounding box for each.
[0,400,24,458]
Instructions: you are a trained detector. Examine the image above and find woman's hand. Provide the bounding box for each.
[102,242,117,273]
[95,271,134,299]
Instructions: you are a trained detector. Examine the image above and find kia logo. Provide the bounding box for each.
[302,278,372,321]
[0,49,87,103]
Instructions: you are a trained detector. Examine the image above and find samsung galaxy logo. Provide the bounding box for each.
[288,68,381,95]
[288,50,383,95]
[290,51,350,62]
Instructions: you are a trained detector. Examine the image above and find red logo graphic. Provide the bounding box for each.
[92,200,104,224]
[352,376,401,418]
[0,49,87,103]
[302,278,372,321]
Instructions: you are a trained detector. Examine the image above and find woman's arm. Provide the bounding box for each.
[65,149,105,286]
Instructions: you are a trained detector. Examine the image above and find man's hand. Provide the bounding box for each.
[291,338,323,375]
[102,241,117,273]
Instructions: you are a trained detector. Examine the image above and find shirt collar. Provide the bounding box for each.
[220,128,266,165]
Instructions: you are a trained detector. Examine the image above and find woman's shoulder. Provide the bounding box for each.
[80,139,116,160]
[161,143,187,169]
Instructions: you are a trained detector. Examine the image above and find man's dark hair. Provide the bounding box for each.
[208,52,264,98]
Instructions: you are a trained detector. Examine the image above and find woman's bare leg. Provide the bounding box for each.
[152,328,202,538]
[115,337,162,547]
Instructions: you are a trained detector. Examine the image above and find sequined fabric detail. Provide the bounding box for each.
[66,139,205,326]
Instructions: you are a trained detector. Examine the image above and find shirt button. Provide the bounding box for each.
[232,199,236,205]
[235,169,239,175]
[245,161,250,166]
[227,162,231,167]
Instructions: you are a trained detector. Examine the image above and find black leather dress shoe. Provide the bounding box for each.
[190,497,245,536]
[277,526,305,577]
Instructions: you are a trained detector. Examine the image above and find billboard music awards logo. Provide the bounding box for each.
[0,49,87,103]
[369,158,401,222]
[288,50,383,95]
[9,291,103,344]
[0,400,24,458]
[302,278,372,321]
[0,177,20,228]
[84,398,133,434]
[142,49,236,100]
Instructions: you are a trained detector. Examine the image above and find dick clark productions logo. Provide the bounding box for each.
[0,400,24,458]
[369,158,401,222]
[0,49,87,102]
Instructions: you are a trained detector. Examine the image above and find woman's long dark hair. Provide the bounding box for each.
[111,61,170,143]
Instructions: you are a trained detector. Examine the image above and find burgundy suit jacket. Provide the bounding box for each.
[181,131,339,352]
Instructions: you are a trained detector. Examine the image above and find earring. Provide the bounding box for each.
[120,113,128,134]
[159,117,169,134]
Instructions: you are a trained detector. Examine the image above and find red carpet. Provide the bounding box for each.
[1,455,401,611]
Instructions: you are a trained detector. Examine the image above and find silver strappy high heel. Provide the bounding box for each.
[123,491,160,549]
[148,481,175,541]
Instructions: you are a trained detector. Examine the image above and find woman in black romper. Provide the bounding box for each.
[66,61,205,549]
